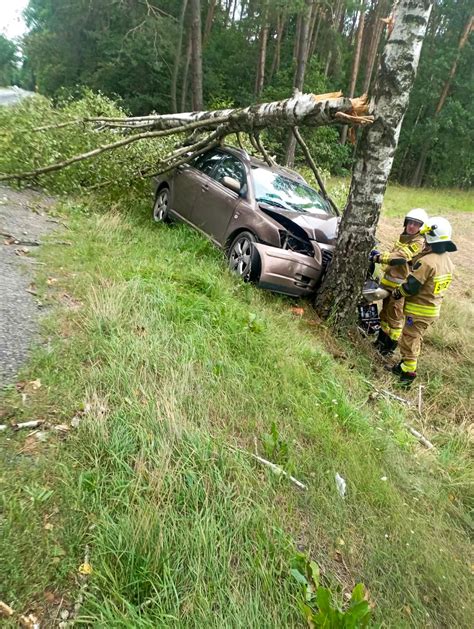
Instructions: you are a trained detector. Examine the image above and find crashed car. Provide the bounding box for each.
[152,146,339,297]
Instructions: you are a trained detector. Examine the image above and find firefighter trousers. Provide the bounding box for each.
[380,292,405,341]
[398,316,434,372]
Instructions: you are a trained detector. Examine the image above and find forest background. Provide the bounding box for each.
[1,0,472,189]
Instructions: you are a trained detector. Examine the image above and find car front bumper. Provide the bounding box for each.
[252,243,323,297]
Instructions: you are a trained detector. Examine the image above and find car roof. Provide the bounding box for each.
[219,145,307,184]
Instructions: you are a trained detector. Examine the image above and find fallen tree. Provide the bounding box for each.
[0,91,372,183]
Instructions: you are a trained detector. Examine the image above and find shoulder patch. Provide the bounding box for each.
[412,261,422,270]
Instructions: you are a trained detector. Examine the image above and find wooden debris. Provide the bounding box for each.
[0,601,14,617]
[13,420,45,431]
[417,384,424,414]
[404,424,434,450]
[228,444,307,490]
[19,613,40,629]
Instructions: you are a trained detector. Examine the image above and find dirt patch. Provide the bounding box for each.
[377,212,473,299]
[0,185,57,387]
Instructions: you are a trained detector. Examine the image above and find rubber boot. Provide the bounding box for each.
[375,329,390,354]
[380,337,398,357]
[391,361,416,385]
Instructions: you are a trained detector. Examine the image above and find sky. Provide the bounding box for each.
[1,0,29,40]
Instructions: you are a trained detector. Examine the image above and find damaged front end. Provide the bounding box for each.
[252,205,334,297]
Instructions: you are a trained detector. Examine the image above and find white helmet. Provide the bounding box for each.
[404,208,428,228]
[423,216,452,244]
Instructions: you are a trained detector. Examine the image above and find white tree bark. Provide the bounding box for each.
[0,92,373,182]
[315,0,433,327]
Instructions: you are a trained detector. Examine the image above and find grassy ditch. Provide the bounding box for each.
[0,195,472,627]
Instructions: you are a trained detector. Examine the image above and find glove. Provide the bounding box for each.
[369,249,381,263]
[392,288,402,300]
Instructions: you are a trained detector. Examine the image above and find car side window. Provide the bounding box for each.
[212,155,247,194]
[192,150,223,176]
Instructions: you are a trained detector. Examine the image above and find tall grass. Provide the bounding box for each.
[1,197,472,627]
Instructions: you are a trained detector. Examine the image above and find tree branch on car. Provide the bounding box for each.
[1,92,372,183]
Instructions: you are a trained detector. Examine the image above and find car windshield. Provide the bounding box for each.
[251,167,334,216]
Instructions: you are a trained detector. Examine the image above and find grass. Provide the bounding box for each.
[0,191,473,627]
[325,177,473,217]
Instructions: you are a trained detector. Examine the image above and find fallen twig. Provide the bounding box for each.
[405,423,434,449]
[228,444,307,490]
[380,389,412,405]
[417,384,424,414]
[2,232,41,246]
[0,601,14,617]
[13,420,45,430]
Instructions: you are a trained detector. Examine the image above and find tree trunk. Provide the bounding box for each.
[190,0,203,111]
[171,0,189,113]
[269,14,285,82]
[203,0,217,46]
[341,1,366,145]
[255,0,270,98]
[435,14,473,114]
[362,0,388,93]
[293,14,302,63]
[286,0,314,166]
[315,0,433,330]
[180,36,192,112]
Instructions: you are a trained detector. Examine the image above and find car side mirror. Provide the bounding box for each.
[221,176,241,194]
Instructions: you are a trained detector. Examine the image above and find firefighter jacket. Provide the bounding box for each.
[379,233,425,290]
[399,250,454,318]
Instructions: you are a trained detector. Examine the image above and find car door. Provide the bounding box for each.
[171,150,223,221]
[191,153,247,245]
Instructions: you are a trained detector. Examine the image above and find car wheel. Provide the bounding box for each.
[153,187,170,223]
[228,231,260,282]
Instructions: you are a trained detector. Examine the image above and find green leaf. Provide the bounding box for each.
[290,567,309,587]
[316,586,331,615]
[349,583,365,604]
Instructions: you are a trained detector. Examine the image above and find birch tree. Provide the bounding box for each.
[315,0,433,329]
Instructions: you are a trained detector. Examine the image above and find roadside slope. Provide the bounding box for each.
[0,198,472,627]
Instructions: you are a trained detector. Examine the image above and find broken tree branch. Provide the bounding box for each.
[228,444,307,490]
[1,92,373,183]
[405,424,434,450]
[253,133,276,167]
[292,126,340,215]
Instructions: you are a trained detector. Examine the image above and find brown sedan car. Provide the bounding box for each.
[152,146,339,297]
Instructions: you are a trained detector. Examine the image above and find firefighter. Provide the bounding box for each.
[390,216,456,384]
[369,208,428,355]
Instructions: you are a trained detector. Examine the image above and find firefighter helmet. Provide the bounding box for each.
[423,216,453,244]
[404,208,428,228]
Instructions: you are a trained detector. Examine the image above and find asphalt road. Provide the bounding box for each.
[0,186,56,387]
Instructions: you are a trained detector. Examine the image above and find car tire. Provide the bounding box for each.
[228,231,260,282]
[152,187,171,223]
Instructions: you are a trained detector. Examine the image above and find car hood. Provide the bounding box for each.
[259,204,339,244]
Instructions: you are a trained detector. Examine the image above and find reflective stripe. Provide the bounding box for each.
[433,273,452,295]
[389,327,402,341]
[381,321,390,333]
[404,302,440,317]
[381,277,403,288]
[401,360,417,372]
